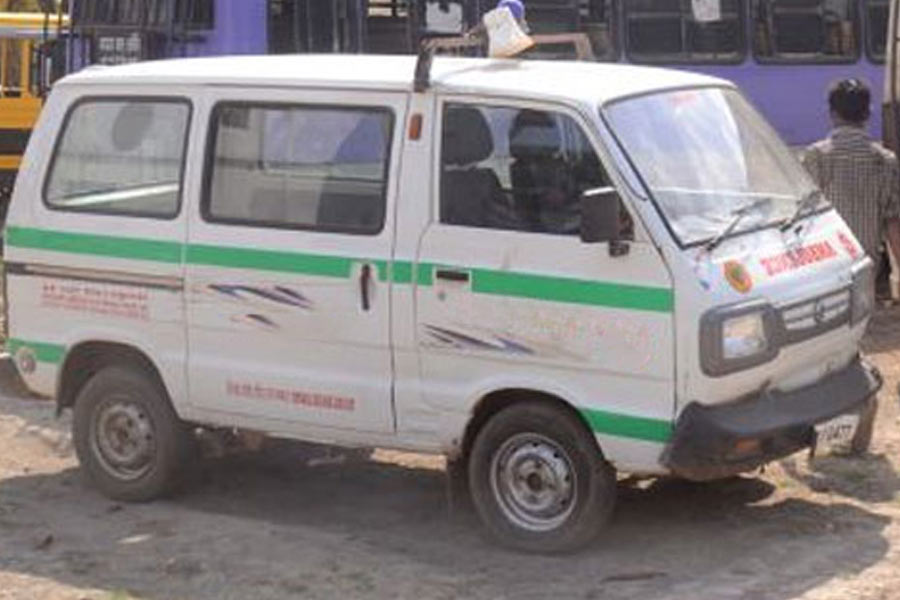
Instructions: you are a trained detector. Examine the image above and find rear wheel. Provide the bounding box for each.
[468,401,616,553]
[73,364,193,501]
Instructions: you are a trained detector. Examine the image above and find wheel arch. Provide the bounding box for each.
[459,387,600,464]
[56,340,172,415]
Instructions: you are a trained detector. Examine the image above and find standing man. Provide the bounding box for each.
[802,78,900,454]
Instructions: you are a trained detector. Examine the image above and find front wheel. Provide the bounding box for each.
[468,401,616,553]
[73,364,194,501]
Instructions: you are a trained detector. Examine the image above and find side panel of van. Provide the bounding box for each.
[4,86,193,405]
[183,87,407,434]
[414,97,676,471]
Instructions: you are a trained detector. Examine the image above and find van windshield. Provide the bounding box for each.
[604,87,822,246]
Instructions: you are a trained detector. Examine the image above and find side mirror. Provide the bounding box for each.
[580,186,630,256]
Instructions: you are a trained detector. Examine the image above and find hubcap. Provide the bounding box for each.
[490,433,577,532]
[91,395,156,481]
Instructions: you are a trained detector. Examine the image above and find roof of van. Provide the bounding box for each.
[60,54,730,105]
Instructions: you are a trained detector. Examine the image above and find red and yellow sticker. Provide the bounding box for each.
[723,260,753,294]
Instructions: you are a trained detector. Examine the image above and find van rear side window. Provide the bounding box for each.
[203,103,393,235]
[44,98,190,218]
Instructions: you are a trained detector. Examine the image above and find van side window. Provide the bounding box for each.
[440,103,625,237]
[44,99,190,218]
[204,103,393,234]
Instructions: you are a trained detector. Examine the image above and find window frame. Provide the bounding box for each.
[750,0,862,65]
[42,95,193,221]
[864,0,889,63]
[434,94,634,239]
[200,100,396,236]
[623,0,748,65]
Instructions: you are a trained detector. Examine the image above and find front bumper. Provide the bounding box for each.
[662,358,881,481]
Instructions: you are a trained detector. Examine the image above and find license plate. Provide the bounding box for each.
[814,414,859,453]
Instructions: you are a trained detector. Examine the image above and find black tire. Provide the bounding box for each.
[468,401,616,553]
[73,364,194,502]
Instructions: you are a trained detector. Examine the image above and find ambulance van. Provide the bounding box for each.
[2,53,880,552]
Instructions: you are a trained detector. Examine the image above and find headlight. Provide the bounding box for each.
[850,259,875,326]
[701,302,779,377]
[722,312,768,360]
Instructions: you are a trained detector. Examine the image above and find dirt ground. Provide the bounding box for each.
[2,312,900,600]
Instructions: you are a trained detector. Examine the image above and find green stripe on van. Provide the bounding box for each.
[5,227,673,313]
[5,226,181,264]
[186,243,355,278]
[580,407,672,443]
[473,270,673,313]
[6,338,65,364]
[391,261,414,284]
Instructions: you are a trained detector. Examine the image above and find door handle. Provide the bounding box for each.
[435,268,470,283]
[360,263,372,311]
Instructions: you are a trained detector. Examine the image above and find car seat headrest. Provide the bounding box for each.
[442,106,494,166]
[509,110,562,160]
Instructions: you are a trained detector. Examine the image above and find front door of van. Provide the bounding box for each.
[185,89,406,433]
[416,99,675,468]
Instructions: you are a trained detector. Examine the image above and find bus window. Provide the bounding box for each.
[269,0,369,53]
[581,0,618,60]
[753,0,858,62]
[624,0,745,64]
[74,0,215,30]
[366,1,412,53]
[866,0,889,61]
[519,0,618,60]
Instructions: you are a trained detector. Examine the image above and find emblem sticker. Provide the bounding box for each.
[723,260,753,294]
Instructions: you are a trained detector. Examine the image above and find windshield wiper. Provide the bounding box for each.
[706,196,773,252]
[780,189,824,232]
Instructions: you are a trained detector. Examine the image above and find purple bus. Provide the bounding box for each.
[65,1,890,147]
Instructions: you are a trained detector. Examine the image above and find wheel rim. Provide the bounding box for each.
[90,394,156,482]
[489,432,577,533]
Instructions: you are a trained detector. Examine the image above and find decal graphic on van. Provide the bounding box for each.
[231,313,278,330]
[226,380,355,412]
[759,241,837,277]
[41,281,150,321]
[208,284,313,310]
[723,260,752,294]
[423,324,535,354]
[207,284,313,330]
[837,232,860,259]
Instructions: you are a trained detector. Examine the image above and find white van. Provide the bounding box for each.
[3,52,880,553]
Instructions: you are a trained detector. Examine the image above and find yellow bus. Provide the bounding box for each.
[0,11,67,218]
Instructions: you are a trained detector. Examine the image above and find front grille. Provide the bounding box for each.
[777,288,851,346]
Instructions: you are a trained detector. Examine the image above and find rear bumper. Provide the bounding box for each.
[662,358,881,481]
